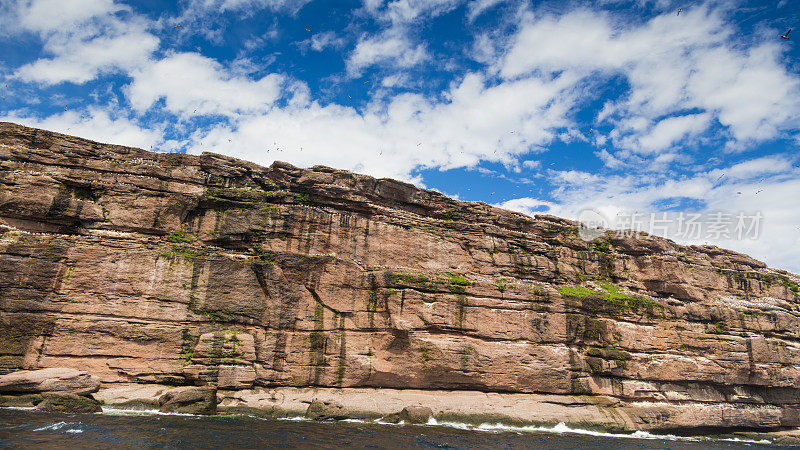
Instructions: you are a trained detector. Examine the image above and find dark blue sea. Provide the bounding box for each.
[0,407,782,449]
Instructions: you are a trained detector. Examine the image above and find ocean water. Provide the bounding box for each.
[0,407,780,449]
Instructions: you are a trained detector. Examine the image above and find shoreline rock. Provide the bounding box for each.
[159,386,217,415]
[0,368,100,396]
[305,399,349,421]
[36,393,102,413]
[382,406,433,424]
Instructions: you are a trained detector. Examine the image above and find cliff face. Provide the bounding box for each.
[1,121,800,430]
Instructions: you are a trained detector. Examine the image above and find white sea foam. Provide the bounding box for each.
[34,422,71,431]
[91,407,774,444]
[430,421,774,444]
[430,421,702,442]
[718,437,773,445]
[275,416,308,421]
[65,429,83,434]
[340,418,370,424]
[100,407,197,417]
[0,406,36,411]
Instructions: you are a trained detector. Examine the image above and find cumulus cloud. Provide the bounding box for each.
[12,0,122,32]
[186,70,576,180]
[346,0,464,76]
[125,53,286,117]
[306,31,346,52]
[499,7,800,152]
[12,0,158,85]
[626,113,712,153]
[15,25,158,85]
[347,31,428,76]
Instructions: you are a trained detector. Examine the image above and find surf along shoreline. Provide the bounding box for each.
[84,384,800,445]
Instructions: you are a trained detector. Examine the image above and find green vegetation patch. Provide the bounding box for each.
[160,244,199,261]
[438,207,471,222]
[389,272,472,295]
[447,274,470,294]
[390,273,433,289]
[495,279,510,293]
[591,239,611,254]
[559,282,663,317]
[70,185,105,202]
[252,243,275,264]
[419,343,434,362]
[165,230,194,244]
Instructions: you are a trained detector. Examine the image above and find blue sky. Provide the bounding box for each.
[1,0,799,272]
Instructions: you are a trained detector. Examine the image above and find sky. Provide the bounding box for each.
[0,0,798,273]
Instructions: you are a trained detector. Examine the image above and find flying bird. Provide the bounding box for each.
[305,28,311,32]
[173,25,182,28]
[756,189,764,194]
[677,8,682,15]
[781,29,791,39]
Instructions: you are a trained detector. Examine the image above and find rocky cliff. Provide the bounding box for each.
[1,121,800,432]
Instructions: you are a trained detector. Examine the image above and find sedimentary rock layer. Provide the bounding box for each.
[1,121,799,431]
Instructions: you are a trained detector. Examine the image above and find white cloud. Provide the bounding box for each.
[595,149,625,169]
[11,0,158,85]
[307,31,345,52]
[521,159,540,170]
[347,31,428,76]
[708,155,793,181]
[378,0,463,24]
[630,113,711,153]
[14,0,124,33]
[467,0,504,22]
[1,108,165,150]
[381,73,411,88]
[179,0,312,15]
[346,0,464,76]
[166,0,312,42]
[125,53,286,117]
[185,70,575,181]
[498,7,800,152]
[15,25,158,84]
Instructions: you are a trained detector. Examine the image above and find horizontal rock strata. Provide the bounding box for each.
[1,122,800,432]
